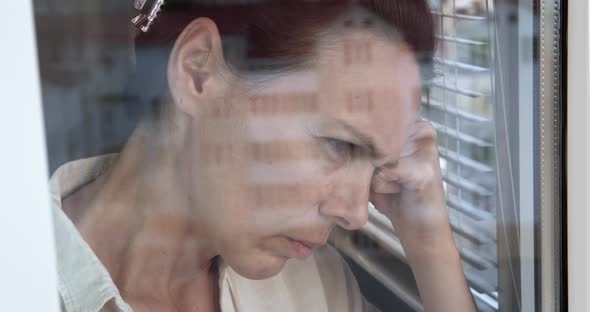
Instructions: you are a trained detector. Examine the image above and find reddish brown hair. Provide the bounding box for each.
[135,0,435,76]
[128,0,435,123]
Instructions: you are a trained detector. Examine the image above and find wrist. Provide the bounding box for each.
[397,226,458,260]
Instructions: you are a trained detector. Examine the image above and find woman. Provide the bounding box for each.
[51,0,477,311]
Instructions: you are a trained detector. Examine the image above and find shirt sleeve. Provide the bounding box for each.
[314,245,382,312]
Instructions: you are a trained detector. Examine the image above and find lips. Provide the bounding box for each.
[285,236,326,260]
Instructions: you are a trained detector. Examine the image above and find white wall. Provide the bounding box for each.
[0,1,59,311]
[568,0,590,310]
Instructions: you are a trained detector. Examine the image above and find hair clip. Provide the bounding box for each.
[131,0,165,33]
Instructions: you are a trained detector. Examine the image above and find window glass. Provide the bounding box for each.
[34,0,559,311]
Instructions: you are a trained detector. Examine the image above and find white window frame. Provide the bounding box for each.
[567,0,590,311]
[0,1,59,311]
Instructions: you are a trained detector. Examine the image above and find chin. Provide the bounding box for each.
[227,253,289,280]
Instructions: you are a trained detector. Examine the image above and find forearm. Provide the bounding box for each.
[402,230,477,312]
[371,120,477,311]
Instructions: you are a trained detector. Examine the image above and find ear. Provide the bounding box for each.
[168,17,226,117]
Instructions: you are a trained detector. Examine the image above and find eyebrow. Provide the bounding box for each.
[333,119,399,168]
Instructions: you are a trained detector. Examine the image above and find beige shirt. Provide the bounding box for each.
[51,155,376,312]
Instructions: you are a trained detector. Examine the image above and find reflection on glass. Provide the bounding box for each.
[34,0,543,311]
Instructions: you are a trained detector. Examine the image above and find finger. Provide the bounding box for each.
[372,153,432,191]
[370,174,401,194]
[409,120,437,142]
[400,120,438,158]
[369,192,400,217]
[391,156,436,192]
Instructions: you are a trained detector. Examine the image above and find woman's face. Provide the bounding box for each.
[187,30,422,279]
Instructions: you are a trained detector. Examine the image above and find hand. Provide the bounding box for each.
[370,120,476,312]
[369,120,452,256]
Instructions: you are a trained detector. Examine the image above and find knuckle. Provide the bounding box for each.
[419,167,435,190]
[422,122,438,139]
[413,120,438,141]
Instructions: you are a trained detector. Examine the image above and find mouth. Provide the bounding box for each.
[284,236,326,260]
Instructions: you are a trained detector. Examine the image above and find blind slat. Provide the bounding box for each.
[439,147,494,173]
[435,35,488,46]
[434,57,490,73]
[429,81,490,98]
[458,247,494,270]
[443,172,494,196]
[422,98,492,123]
[431,121,494,147]
[431,11,487,21]
[449,218,492,246]
[447,193,495,221]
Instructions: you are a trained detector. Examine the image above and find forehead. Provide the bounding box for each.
[252,30,422,112]
[245,30,422,157]
[315,30,422,152]
[315,29,421,108]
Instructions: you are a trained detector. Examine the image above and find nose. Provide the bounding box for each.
[319,176,371,230]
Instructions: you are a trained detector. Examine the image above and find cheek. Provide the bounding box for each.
[247,160,325,185]
[245,140,335,209]
[248,182,324,213]
[234,174,331,236]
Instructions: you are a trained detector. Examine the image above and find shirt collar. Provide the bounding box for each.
[50,155,132,312]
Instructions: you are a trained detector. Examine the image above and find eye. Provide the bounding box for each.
[323,138,355,160]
